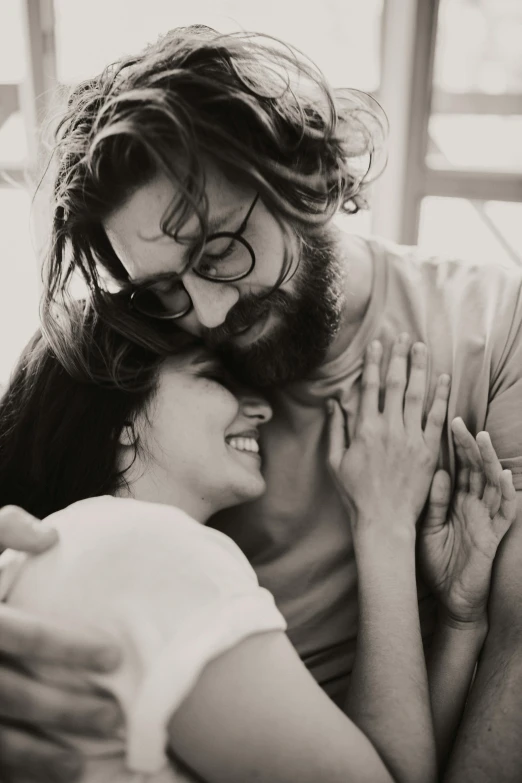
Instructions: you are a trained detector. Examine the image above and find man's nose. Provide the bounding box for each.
[240,395,273,424]
[183,274,239,329]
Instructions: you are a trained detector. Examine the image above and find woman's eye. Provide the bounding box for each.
[202,368,237,392]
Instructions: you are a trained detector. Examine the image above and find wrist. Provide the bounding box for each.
[353,519,417,565]
[354,512,417,545]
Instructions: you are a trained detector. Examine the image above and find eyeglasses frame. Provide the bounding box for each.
[128,193,260,321]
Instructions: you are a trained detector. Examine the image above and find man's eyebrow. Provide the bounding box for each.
[130,269,184,286]
[137,204,245,244]
[129,204,246,286]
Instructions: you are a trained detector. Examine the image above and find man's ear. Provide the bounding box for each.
[119,422,135,447]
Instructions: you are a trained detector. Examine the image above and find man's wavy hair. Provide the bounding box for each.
[41,24,388,381]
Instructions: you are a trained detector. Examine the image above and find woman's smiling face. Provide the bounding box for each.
[120,349,272,521]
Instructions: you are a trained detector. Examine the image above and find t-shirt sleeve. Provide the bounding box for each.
[485,272,522,489]
[122,532,287,774]
[2,497,287,776]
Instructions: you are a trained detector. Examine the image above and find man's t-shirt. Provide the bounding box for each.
[212,235,522,704]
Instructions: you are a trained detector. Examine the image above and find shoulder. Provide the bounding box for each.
[367,236,522,352]
[368,234,522,298]
[40,497,260,596]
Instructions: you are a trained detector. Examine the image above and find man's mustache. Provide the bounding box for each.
[203,290,295,346]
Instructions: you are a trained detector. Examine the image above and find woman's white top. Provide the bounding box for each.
[0,496,287,782]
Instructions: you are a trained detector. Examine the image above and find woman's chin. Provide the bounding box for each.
[222,474,267,510]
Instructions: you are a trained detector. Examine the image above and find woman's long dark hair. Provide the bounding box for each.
[0,308,195,519]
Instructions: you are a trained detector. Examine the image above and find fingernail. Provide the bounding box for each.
[326,399,334,414]
[413,342,427,355]
[439,374,451,386]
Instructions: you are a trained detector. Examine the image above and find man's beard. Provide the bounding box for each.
[203,228,345,388]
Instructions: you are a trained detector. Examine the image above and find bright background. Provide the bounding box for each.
[1,0,521,381]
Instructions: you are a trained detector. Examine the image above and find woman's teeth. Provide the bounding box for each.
[227,437,259,454]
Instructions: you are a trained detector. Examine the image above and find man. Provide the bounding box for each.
[1,26,521,782]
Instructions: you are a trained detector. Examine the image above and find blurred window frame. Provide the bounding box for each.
[397,0,522,263]
[1,0,520,262]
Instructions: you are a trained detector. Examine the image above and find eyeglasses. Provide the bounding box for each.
[128,193,259,320]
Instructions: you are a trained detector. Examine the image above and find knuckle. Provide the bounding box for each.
[411,354,428,369]
[428,410,446,428]
[392,340,409,357]
[405,390,424,404]
[0,505,24,519]
[419,449,434,467]
[386,375,404,390]
[359,424,377,444]
[362,377,379,392]
[327,455,337,472]
[411,343,428,361]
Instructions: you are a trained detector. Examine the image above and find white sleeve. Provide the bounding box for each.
[3,496,287,776]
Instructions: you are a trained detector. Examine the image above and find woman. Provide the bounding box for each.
[0,316,515,783]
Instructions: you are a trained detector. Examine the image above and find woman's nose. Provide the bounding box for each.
[240,395,273,424]
[183,274,239,329]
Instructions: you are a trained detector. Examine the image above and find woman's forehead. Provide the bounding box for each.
[161,346,219,375]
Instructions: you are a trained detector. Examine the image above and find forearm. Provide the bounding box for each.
[444,496,522,782]
[345,526,437,783]
[427,613,487,772]
[443,622,522,782]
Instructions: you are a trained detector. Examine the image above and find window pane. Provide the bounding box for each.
[0,187,40,384]
[427,114,522,173]
[418,197,522,268]
[0,1,26,84]
[0,111,27,167]
[0,2,25,171]
[54,0,383,90]
[428,0,522,172]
